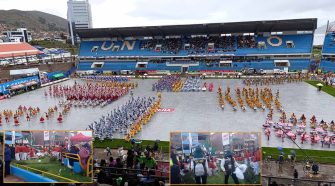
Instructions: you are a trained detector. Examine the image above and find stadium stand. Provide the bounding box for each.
[320,23,335,72]
[76,19,317,74]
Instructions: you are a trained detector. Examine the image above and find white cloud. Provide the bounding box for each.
[0,0,333,28]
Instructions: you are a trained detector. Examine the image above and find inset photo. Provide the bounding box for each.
[170,132,261,185]
[93,138,170,185]
[4,130,93,183]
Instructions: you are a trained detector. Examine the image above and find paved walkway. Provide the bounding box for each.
[262,160,335,185]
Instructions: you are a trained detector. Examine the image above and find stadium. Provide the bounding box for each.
[76,19,317,74]
[0,15,335,185]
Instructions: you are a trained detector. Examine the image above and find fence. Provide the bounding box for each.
[95,166,169,185]
[62,152,93,177]
[262,176,335,186]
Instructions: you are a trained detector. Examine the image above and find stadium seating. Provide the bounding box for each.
[322,33,335,54]
[320,59,335,72]
[79,34,313,57]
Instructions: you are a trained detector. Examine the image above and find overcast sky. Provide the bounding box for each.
[0,0,333,28]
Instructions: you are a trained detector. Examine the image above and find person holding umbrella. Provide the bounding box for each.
[316,83,323,91]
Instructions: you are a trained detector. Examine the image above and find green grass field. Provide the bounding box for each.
[262,147,335,164]
[94,138,169,153]
[305,80,335,97]
[13,157,92,182]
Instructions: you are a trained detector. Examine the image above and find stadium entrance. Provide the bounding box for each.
[181,66,188,73]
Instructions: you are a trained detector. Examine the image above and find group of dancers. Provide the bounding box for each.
[243,74,308,86]
[217,86,282,112]
[264,111,335,147]
[152,75,214,92]
[46,82,130,107]
[81,75,130,83]
[0,105,66,126]
[152,75,181,92]
[89,96,160,141]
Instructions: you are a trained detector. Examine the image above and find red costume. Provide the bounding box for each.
[26,114,30,121]
[40,116,45,123]
[57,113,63,123]
[14,117,20,126]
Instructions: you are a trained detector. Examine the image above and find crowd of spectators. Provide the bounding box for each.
[140,38,181,54]
[95,142,168,185]
[139,35,260,55]
[237,35,257,48]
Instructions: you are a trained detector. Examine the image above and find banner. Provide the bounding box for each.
[0,75,40,94]
[222,133,230,146]
[157,108,175,112]
[44,131,50,141]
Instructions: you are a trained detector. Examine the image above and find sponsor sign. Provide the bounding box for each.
[157,108,175,112]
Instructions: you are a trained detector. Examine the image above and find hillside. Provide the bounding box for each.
[0,9,68,32]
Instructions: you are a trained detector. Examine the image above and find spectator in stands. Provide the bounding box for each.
[293,169,298,179]
[79,143,91,170]
[4,144,11,177]
[100,159,107,167]
[109,157,116,167]
[126,149,134,168]
[270,181,279,186]
[116,157,124,168]
[170,153,182,184]
[68,145,79,168]
[153,140,159,152]
[143,151,157,174]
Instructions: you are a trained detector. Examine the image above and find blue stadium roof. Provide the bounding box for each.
[77,18,317,38]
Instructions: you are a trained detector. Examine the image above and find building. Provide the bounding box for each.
[2,28,32,43]
[67,0,92,45]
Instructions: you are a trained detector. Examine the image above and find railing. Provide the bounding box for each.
[262,175,335,186]
[13,163,77,182]
[86,155,93,177]
[62,152,93,177]
[95,166,169,183]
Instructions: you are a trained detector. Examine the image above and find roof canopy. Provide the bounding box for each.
[77,18,317,38]
[70,133,91,142]
[0,42,42,58]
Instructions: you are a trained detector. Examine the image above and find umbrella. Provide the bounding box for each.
[202,73,207,76]
[277,146,283,151]
[144,73,148,76]
[316,83,323,87]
